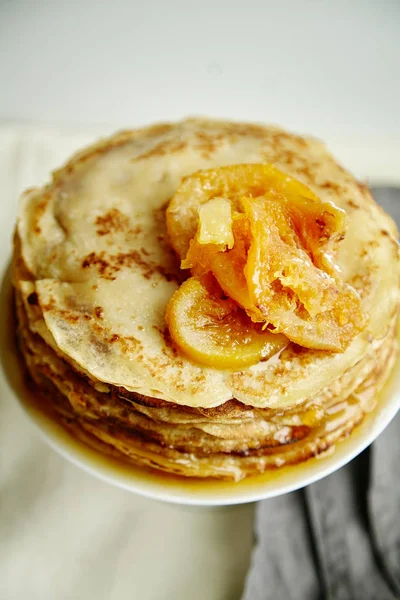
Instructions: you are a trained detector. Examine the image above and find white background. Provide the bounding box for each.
[1,0,399,139]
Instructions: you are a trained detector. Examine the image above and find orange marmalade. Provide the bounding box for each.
[165,164,366,368]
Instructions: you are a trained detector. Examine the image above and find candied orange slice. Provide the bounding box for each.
[165,277,287,369]
[182,217,256,313]
[243,195,366,350]
[242,194,344,318]
[166,163,320,259]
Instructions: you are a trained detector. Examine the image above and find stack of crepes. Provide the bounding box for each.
[13,119,400,480]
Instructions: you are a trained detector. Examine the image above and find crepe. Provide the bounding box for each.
[13,118,400,479]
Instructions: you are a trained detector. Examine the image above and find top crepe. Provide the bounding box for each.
[17,119,399,408]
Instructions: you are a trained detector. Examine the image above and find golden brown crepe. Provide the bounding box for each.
[12,118,400,480]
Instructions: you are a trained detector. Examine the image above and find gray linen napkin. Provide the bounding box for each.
[242,188,400,600]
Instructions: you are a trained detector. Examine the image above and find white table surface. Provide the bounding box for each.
[0,124,399,600]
